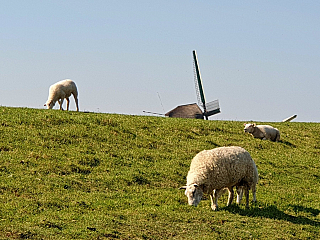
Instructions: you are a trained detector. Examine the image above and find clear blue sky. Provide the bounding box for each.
[1,1,319,122]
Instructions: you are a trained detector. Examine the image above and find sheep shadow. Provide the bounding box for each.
[279,139,296,148]
[288,204,320,217]
[223,203,320,226]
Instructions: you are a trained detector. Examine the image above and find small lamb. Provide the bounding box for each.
[44,79,79,111]
[180,146,258,210]
[244,123,280,142]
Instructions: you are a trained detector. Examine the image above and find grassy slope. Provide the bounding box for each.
[0,107,320,239]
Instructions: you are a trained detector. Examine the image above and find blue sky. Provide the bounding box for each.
[1,1,319,122]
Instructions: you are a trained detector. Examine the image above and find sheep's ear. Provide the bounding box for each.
[243,123,247,126]
[193,184,198,188]
[253,123,256,127]
[179,186,187,190]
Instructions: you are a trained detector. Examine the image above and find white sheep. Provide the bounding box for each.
[244,123,280,142]
[44,79,79,111]
[180,146,258,210]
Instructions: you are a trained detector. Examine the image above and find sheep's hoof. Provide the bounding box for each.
[211,205,218,211]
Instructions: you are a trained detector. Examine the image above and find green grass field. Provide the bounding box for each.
[0,106,320,239]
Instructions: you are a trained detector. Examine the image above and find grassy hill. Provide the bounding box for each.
[0,107,320,239]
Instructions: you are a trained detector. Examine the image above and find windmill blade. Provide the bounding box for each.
[193,50,206,109]
[192,50,221,120]
[205,99,221,116]
[193,50,210,119]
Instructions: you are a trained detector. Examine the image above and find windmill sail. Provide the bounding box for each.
[193,50,208,119]
[205,99,220,116]
[193,50,220,119]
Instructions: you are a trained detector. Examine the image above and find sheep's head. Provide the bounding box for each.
[179,184,203,207]
[243,123,255,133]
[44,101,55,109]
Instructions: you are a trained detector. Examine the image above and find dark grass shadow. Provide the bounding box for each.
[279,140,296,148]
[223,203,320,226]
[205,140,220,148]
[289,204,320,217]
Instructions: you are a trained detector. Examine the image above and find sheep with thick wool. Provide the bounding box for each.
[44,79,79,111]
[180,146,258,210]
[244,123,280,142]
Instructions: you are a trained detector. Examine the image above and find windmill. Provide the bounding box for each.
[192,50,220,120]
[143,50,220,119]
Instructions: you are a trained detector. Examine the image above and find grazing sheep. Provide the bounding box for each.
[244,123,280,142]
[180,146,258,210]
[44,79,79,111]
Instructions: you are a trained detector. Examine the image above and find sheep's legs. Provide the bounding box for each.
[251,185,256,203]
[58,99,64,110]
[74,97,79,112]
[236,185,250,208]
[236,186,244,204]
[227,187,234,206]
[64,95,79,111]
[237,185,256,208]
[72,93,79,112]
[245,187,250,208]
[211,187,236,211]
[66,98,70,111]
[210,191,219,211]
